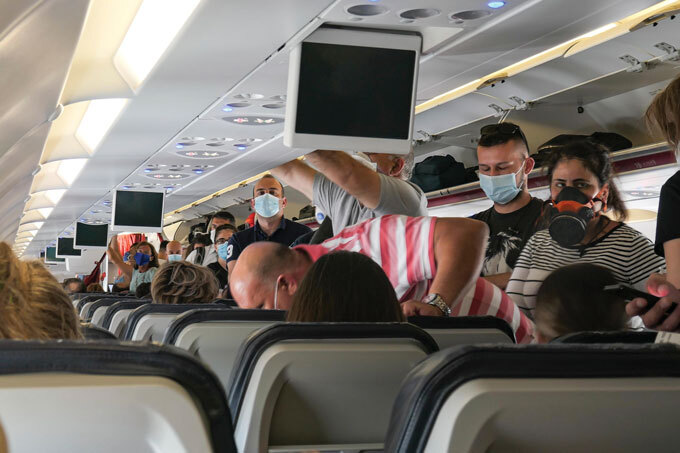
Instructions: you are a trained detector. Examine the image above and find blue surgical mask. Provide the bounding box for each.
[167,254,182,262]
[254,193,281,218]
[134,252,151,267]
[479,162,525,205]
[217,243,230,261]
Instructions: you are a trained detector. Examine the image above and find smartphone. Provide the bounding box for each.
[603,284,677,316]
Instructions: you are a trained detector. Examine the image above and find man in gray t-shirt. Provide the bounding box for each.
[272,149,427,235]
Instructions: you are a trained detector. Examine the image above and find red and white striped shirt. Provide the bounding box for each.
[294,215,533,343]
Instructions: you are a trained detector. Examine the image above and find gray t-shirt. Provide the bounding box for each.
[313,172,428,235]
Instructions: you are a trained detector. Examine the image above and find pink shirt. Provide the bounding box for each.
[295,215,533,343]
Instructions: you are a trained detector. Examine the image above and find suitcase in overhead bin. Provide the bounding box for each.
[410,155,467,192]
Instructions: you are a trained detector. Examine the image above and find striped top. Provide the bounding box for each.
[296,215,533,343]
[506,224,666,319]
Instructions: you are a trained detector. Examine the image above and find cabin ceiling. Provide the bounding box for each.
[0,0,678,257]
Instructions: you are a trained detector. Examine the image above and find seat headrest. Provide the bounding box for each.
[0,340,237,452]
[123,303,233,340]
[385,343,680,453]
[163,308,287,344]
[100,300,150,330]
[407,315,515,342]
[228,322,439,423]
[80,322,118,340]
[552,330,657,344]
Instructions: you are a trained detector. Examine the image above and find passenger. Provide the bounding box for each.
[150,261,218,304]
[107,237,160,293]
[207,224,236,293]
[626,74,680,331]
[534,263,628,343]
[134,282,151,299]
[506,140,665,319]
[112,242,138,290]
[0,243,81,340]
[185,210,235,266]
[471,123,547,289]
[286,251,405,322]
[271,149,426,236]
[225,174,311,275]
[231,214,533,343]
[86,283,104,293]
[165,240,183,262]
[187,233,212,266]
[62,277,85,294]
[157,240,169,264]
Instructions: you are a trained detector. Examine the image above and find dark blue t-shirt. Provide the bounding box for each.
[225,217,312,264]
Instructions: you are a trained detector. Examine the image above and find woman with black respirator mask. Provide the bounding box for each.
[505,140,665,320]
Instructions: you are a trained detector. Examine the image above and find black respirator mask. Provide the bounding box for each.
[548,186,604,247]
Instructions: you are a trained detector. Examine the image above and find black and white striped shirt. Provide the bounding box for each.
[506,224,666,319]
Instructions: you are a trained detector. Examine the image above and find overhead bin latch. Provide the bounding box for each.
[619,54,645,73]
[654,42,680,62]
[488,104,506,117]
[509,96,531,111]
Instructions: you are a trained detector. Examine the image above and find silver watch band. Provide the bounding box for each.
[424,294,451,316]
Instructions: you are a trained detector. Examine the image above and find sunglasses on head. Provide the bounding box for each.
[480,123,530,151]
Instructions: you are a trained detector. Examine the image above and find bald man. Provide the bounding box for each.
[231,215,533,343]
[166,240,183,262]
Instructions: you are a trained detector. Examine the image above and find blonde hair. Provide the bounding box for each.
[151,261,218,305]
[646,74,680,151]
[0,243,81,340]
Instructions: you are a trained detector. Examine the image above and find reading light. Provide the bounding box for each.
[75,99,129,153]
[114,0,201,90]
[56,159,89,186]
[487,1,505,8]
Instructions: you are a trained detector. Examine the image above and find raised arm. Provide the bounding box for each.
[402,218,488,316]
[270,159,317,201]
[107,235,134,279]
[305,150,382,209]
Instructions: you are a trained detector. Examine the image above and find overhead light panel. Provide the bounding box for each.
[75,99,128,153]
[56,159,89,186]
[114,0,201,90]
[43,189,67,205]
[37,207,54,219]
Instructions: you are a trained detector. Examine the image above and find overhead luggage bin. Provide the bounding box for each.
[385,344,680,453]
[0,341,236,453]
[228,322,438,453]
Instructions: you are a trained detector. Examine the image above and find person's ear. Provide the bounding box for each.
[280,196,288,209]
[390,157,405,177]
[279,274,299,296]
[524,156,535,174]
[598,183,610,211]
[250,198,255,210]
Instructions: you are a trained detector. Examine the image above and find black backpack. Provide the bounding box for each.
[411,155,467,192]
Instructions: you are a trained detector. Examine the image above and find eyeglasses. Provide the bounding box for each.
[215,238,229,245]
[480,123,530,151]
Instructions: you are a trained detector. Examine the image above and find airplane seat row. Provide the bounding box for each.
[80,322,117,340]
[0,340,236,453]
[384,343,680,453]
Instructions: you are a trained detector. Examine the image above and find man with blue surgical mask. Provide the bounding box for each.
[207,224,236,294]
[225,175,311,277]
[471,122,547,289]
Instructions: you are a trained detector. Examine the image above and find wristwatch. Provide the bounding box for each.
[422,293,451,316]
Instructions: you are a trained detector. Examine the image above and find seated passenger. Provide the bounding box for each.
[231,214,533,343]
[134,282,151,299]
[62,277,85,294]
[627,74,680,331]
[471,123,547,289]
[157,240,169,264]
[0,243,81,340]
[165,240,183,262]
[107,236,159,293]
[207,224,236,293]
[112,242,139,290]
[272,148,426,236]
[150,261,218,304]
[286,251,405,322]
[506,140,665,319]
[534,263,628,343]
[86,283,104,293]
[225,175,311,274]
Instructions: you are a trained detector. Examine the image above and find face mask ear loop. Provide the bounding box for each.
[273,275,281,310]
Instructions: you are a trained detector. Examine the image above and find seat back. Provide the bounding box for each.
[408,316,515,347]
[124,304,233,342]
[385,344,680,453]
[0,341,236,452]
[164,309,287,391]
[83,298,128,323]
[229,323,438,453]
[75,293,135,313]
[552,330,657,344]
[80,322,118,340]
[102,301,149,337]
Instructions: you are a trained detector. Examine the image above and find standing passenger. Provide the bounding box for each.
[471,123,546,289]
[225,175,311,275]
[271,148,426,235]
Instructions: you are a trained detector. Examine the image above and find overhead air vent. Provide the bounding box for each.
[233,93,264,100]
[222,116,284,125]
[347,4,389,16]
[262,103,285,109]
[399,8,440,20]
[449,10,492,21]
[177,150,231,159]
